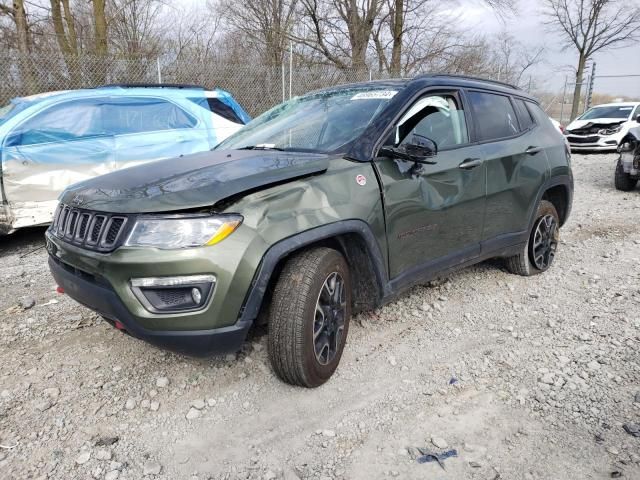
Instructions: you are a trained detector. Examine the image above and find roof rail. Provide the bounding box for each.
[96,83,205,90]
[417,74,521,91]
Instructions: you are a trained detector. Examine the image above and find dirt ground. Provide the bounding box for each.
[0,152,639,480]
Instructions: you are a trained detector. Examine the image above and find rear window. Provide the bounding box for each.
[468,91,519,141]
[513,98,536,131]
[189,97,245,124]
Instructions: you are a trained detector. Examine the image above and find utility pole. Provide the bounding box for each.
[585,62,596,111]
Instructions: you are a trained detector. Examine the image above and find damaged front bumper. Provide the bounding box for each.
[565,133,622,151]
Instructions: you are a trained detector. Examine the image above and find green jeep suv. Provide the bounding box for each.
[46,75,573,387]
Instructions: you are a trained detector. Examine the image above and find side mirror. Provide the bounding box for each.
[635,114,640,123]
[380,134,438,164]
[4,131,23,148]
[404,134,438,161]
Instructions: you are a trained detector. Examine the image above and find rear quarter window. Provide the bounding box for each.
[513,98,536,131]
[468,91,519,141]
[525,101,555,129]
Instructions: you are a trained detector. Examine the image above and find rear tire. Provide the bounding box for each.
[614,158,638,191]
[505,200,560,276]
[268,247,351,388]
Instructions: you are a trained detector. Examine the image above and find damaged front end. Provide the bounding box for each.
[618,127,640,176]
[565,121,625,150]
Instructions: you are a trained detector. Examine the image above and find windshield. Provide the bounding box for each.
[579,105,634,120]
[216,87,399,153]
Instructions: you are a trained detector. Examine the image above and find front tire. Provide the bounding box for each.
[505,200,560,276]
[268,247,351,388]
[614,158,638,191]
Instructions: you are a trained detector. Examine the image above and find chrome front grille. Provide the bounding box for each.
[51,204,129,252]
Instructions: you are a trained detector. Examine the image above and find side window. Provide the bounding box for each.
[513,98,536,131]
[632,105,640,121]
[526,101,554,128]
[9,99,106,146]
[391,94,469,150]
[468,91,519,141]
[104,97,197,135]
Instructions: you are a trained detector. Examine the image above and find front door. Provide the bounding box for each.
[375,91,487,279]
[1,98,114,226]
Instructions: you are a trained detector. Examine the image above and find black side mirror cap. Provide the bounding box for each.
[379,134,438,164]
[635,114,640,123]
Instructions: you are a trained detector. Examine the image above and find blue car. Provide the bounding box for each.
[0,84,250,234]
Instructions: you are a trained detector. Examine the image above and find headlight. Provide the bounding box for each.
[598,125,622,136]
[125,214,242,249]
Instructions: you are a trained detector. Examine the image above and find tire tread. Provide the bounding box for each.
[268,247,343,387]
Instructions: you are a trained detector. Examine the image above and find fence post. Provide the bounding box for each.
[560,76,567,124]
[156,57,162,84]
[289,41,293,100]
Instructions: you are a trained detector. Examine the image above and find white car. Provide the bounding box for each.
[565,102,640,152]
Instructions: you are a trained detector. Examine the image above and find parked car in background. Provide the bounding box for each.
[47,75,573,387]
[564,102,640,152]
[0,84,250,235]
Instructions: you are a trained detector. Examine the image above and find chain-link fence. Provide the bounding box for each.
[1,51,391,117]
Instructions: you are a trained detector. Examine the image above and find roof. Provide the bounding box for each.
[13,84,225,106]
[308,74,536,102]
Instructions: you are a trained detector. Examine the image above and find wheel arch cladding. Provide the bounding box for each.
[542,184,570,226]
[238,220,388,326]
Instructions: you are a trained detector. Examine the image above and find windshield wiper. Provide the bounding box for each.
[238,145,286,151]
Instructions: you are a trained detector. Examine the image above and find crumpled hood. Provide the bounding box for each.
[566,118,626,130]
[60,149,329,213]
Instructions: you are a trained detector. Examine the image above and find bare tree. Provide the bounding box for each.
[0,0,31,54]
[544,0,640,120]
[93,0,107,56]
[219,0,298,65]
[296,0,383,70]
[491,31,545,87]
[0,0,36,89]
[109,0,165,57]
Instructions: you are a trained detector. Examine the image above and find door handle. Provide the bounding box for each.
[525,146,543,155]
[459,158,482,170]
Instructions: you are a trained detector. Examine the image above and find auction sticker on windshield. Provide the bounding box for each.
[351,90,398,100]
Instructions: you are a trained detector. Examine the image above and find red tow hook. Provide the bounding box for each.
[56,286,65,294]
[114,321,126,331]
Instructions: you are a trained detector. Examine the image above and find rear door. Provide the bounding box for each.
[1,98,114,209]
[466,91,549,247]
[105,97,207,170]
[375,89,487,279]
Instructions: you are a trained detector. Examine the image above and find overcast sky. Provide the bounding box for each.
[454,1,640,98]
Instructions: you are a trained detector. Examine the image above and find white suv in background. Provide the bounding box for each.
[565,102,640,152]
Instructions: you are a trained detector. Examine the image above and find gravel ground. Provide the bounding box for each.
[1,152,639,480]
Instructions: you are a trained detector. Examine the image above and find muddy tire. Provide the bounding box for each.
[614,158,638,191]
[505,200,560,276]
[268,247,351,388]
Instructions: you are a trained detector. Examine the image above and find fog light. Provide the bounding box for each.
[130,275,215,313]
[191,287,202,304]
